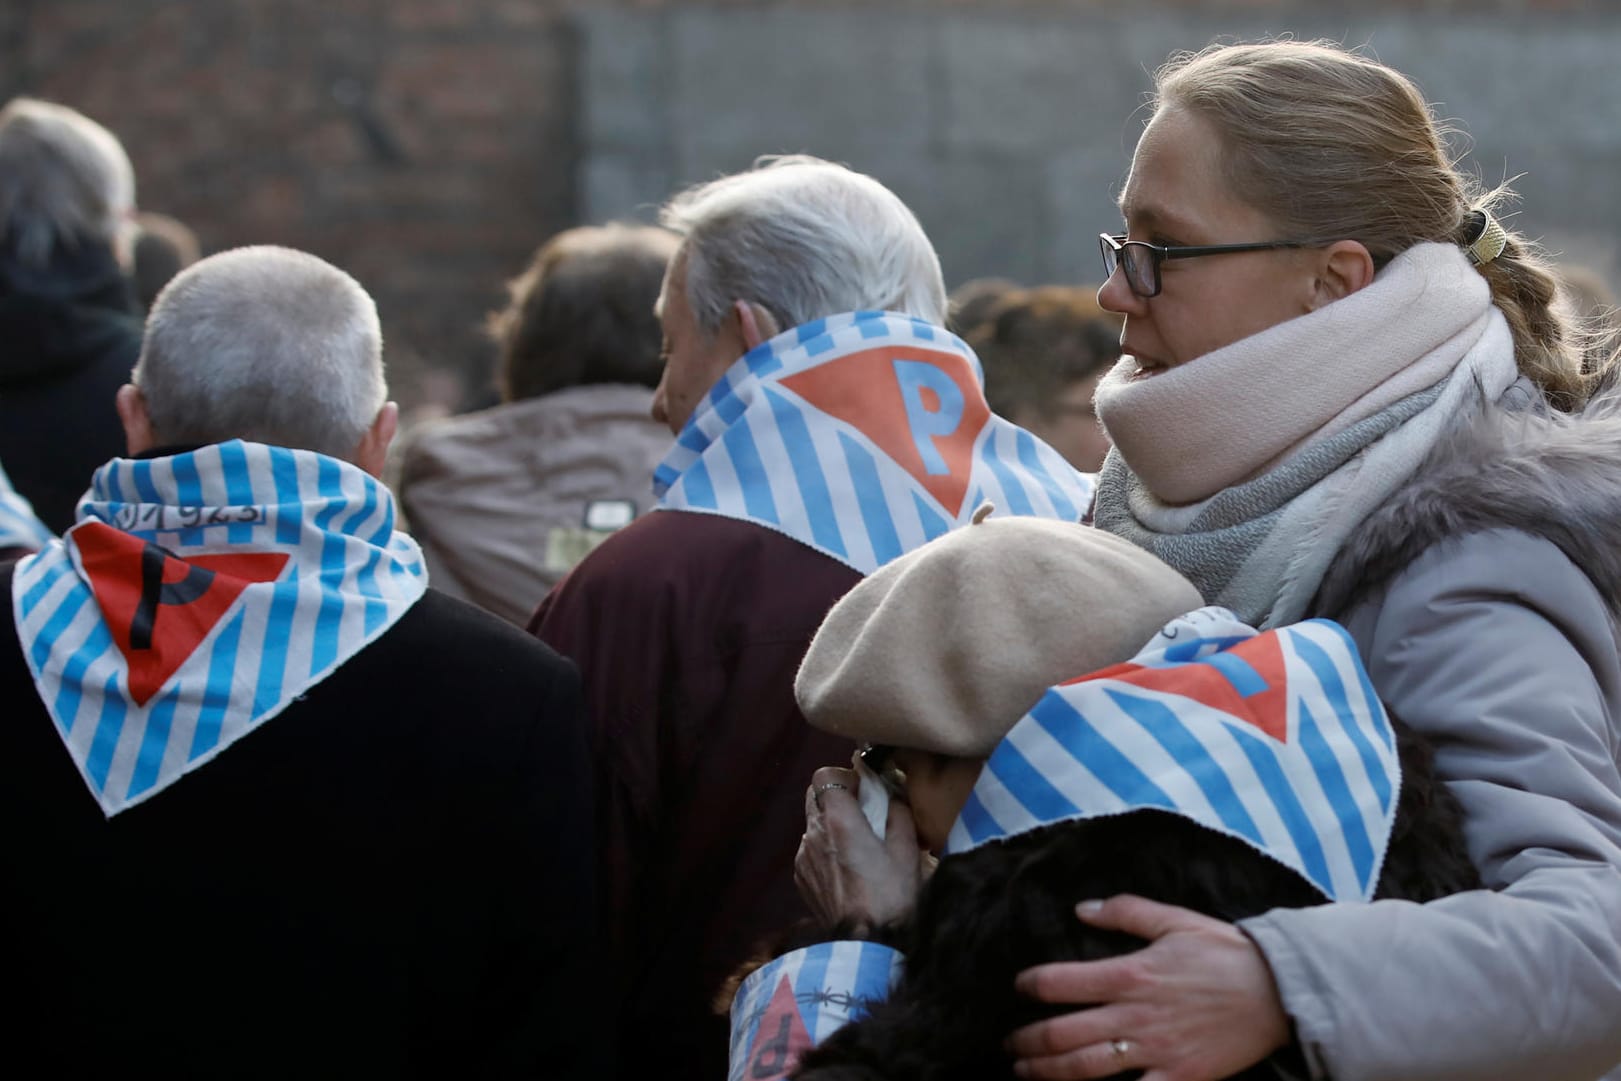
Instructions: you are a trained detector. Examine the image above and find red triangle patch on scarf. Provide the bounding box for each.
[779,345,990,517]
[743,973,815,1081]
[1065,632,1292,743]
[72,521,289,706]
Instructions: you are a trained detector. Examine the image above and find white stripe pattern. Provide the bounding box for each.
[944,607,1400,904]
[727,940,905,1081]
[12,441,427,817]
[655,311,1094,574]
[0,459,53,551]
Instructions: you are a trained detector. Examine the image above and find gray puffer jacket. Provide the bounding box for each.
[1241,390,1621,1080]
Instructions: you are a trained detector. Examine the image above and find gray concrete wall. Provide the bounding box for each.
[577,7,1621,292]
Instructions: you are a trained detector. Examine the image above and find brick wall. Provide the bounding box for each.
[3,0,1611,409]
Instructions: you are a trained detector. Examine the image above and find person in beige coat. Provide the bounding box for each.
[400,224,677,625]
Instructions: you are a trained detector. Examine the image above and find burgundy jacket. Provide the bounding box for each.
[532,508,860,1080]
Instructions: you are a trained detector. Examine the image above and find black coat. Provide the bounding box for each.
[0,569,601,1078]
[0,245,143,534]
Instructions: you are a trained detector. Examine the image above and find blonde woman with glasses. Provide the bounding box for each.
[1002,39,1621,1081]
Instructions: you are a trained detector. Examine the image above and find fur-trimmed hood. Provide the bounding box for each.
[1314,378,1621,620]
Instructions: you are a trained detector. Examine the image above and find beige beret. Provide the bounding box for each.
[795,513,1203,758]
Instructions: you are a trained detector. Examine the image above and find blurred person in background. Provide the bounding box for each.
[532,156,1091,1080]
[966,285,1120,473]
[130,209,200,312]
[944,275,1020,336]
[0,97,142,535]
[399,223,678,625]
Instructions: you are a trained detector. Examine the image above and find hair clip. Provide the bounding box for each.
[1463,209,1508,266]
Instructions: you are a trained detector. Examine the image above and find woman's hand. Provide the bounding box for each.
[795,765,929,930]
[1006,895,1290,1081]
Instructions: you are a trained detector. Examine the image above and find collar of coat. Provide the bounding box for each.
[1314,375,1621,619]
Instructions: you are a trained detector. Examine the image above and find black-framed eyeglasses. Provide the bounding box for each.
[1099,232,1317,299]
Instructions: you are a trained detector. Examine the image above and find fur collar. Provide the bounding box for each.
[1314,377,1621,620]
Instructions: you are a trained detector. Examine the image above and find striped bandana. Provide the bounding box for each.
[654,311,1094,574]
[0,460,53,551]
[944,607,1400,903]
[727,941,904,1081]
[11,440,427,817]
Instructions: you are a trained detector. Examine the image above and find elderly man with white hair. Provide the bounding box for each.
[532,155,1092,1079]
[1,245,599,1077]
[0,97,145,534]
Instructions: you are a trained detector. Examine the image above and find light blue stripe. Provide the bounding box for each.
[796,318,829,344]
[84,670,130,793]
[336,472,380,538]
[255,583,301,709]
[170,452,204,508]
[1296,699,1377,890]
[715,389,748,426]
[980,434,1036,516]
[1102,688,1265,846]
[677,425,710,454]
[707,374,734,406]
[837,433,902,567]
[721,413,780,526]
[312,456,347,528]
[31,588,90,673]
[218,441,256,544]
[983,736,1084,824]
[21,557,75,611]
[1161,635,1250,664]
[748,340,785,378]
[911,491,950,542]
[955,788,1005,845]
[104,460,122,502]
[794,943,832,1033]
[355,546,388,636]
[858,319,888,340]
[764,388,846,559]
[50,617,112,735]
[132,459,162,505]
[310,545,346,677]
[1026,691,1177,812]
[1199,651,1269,698]
[910,321,936,342]
[681,461,718,511]
[189,607,246,759]
[850,943,899,1020]
[126,685,182,800]
[1291,632,1394,811]
[653,463,681,492]
[270,446,304,545]
[1225,724,1335,897]
[1014,429,1079,521]
[804,334,838,357]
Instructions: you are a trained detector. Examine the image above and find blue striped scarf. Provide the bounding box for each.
[11,441,427,816]
[0,460,52,552]
[945,607,1400,904]
[655,311,1094,573]
[727,940,904,1081]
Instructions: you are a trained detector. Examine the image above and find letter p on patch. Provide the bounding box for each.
[893,359,965,475]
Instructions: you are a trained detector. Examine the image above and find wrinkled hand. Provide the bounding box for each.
[1006,895,1289,1081]
[795,765,929,930]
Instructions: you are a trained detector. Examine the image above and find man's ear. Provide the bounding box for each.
[352,402,399,480]
[733,299,780,351]
[1309,240,1376,310]
[115,383,155,456]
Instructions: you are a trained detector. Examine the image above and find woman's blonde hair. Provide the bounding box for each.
[1155,40,1598,410]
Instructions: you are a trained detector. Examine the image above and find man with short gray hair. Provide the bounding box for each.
[2,245,599,1076]
[0,97,144,532]
[533,156,1092,1079]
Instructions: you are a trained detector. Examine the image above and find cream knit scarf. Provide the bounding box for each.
[1093,243,1519,628]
